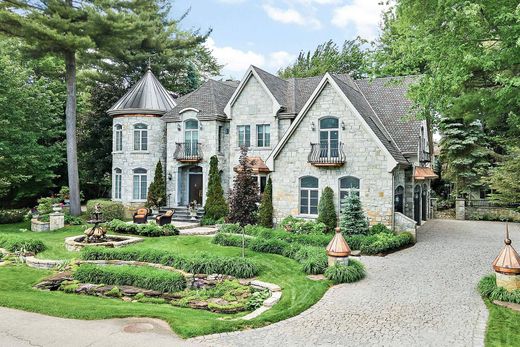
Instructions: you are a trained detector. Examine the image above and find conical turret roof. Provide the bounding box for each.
[108,68,176,116]
[492,224,520,275]
[326,227,351,257]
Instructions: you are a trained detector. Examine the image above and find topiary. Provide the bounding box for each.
[204,156,229,220]
[146,161,166,209]
[258,177,273,228]
[317,186,337,232]
[339,193,369,235]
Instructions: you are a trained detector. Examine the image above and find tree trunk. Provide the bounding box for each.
[65,50,81,216]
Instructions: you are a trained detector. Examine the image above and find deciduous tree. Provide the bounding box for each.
[228,147,259,226]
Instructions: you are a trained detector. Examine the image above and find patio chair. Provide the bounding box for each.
[156,210,174,226]
[133,208,150,224]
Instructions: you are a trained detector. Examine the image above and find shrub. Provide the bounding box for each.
[74,264,186,293]
[204,156,228,220]
[246,290,270,310]
[0,235,46,254]
[86,199,124,222]
[212,233,249,247]
[80,247,259,278]
[317,186,337,232]
[146,161,166,208]
[105,219,178,237]
[258,177,273,228]
[279,216,326,234]
[105,286,123,298]
[64,213,85,225]
[162,223,179,236]
[478,274,520,304]
[0,209,28,224]
[228,147,259,226]
[359,232,414,255]
[244,224,273,236]
[339,194,369,235]
[249,238,288,255]
[325,259,366,284]
[301,254,328,275]
[218,223,243,234]
[370,223,393,235]
[36,197,60,215]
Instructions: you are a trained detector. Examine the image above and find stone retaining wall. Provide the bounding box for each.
[394,212,417,241]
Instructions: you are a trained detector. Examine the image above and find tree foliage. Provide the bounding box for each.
[204,156,228,220]
[258,177,273,228]
[278,38,371,79]
[317,186,336,232]
[0,38,64,206]
[228,147,259,226]
[146,161,166,208]
[485,147,520,204]
[339,194,368,235]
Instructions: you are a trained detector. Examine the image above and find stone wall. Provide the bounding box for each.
[394,212,417,240]
[466,206,520,222]
[112,115,166,206]
[272,82,394,226]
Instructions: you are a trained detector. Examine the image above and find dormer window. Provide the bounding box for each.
[133,123,148,151]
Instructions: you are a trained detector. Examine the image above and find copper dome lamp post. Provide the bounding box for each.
[492,224,520,292]
[326,227,351,267]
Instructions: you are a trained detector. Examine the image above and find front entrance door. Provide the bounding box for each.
[189,173,203,205]
[413,185,421,225]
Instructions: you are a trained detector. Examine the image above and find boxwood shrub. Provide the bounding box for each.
[0,209,28,224]
[0,235,46,254]
[324,259,365,284]
[74,264,186,293]
[80,247,259,278]
[86,199,124,222]
[105,219,178,237]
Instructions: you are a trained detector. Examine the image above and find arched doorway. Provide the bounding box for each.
[413,185,421,225]
[422,183,428,221]
[394,185,404,214]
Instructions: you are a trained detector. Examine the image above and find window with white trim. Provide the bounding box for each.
[256,124,270,147]
[339,176,360,206]
[114,168,122,200]
[132,168,147,200]
[237,125,250,147]
[114,124,122,151]
[133,123,148,151]
[300,176,319,215]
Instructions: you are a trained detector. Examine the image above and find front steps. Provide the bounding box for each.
[159,206,204,222]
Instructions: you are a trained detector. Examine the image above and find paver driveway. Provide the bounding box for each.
[0,220,516,347]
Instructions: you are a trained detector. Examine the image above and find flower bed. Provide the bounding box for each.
[105,219,178,237]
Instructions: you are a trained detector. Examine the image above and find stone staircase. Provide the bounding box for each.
[159,206,205,222]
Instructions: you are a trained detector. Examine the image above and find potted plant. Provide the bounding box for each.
[189,200,198,220]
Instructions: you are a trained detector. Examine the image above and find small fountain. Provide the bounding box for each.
[84,204,107,243]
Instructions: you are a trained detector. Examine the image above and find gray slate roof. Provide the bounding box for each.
[163,79,239,122]
[108,69,176,116]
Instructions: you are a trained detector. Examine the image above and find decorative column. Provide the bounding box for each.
[326,227,351,266]
[49,204,64,231]
[492,224,520,292]
[455,198,465,220]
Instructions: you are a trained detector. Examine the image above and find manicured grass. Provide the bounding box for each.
[484,299,520,347]
[0,222,329,338]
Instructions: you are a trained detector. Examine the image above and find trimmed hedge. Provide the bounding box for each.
[74,264,186,293]
[0,209,28,224]
[278,216,326,234]
[80,247,259,278]
[0,235,45,254]
[105,219,179,237]
[325,259,366,284]
[359,232,414,255]
[86,199,124,222]
[478,274,520,304]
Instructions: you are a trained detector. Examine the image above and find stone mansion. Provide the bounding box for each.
[109,65,437,228]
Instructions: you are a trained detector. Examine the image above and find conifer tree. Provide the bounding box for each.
[228,147,259,226]
[340,194,369,235]
[317,186,337,232]
[146,161,166,209]
[258,177,273,228]
[204,156,228,220]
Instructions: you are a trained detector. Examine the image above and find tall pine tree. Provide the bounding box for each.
[204,156,228,221]
[340,194,369,235]
[228,147,259,226]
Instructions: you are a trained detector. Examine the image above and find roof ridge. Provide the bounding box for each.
[251,65,287,83]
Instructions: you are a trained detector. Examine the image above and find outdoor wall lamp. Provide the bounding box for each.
[311,122,316,131]
[199,123,203,130]
[168,173,172,180]
[177,123,181,131]
[341,121,346,130]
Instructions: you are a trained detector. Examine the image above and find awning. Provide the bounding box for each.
[413,166,438,180]
[234,156,271,174]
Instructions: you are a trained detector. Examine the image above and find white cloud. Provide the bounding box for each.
[263,4,321,29]
[331,0,389,39]
[205,38,295,77]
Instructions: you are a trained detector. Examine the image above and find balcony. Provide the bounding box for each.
[419,150,431,163]
[308,142,346,167]
[174,142,203,163]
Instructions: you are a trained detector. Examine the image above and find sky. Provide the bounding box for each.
[173,0,390,79]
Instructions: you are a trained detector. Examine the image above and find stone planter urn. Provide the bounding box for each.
[492,225,520,292]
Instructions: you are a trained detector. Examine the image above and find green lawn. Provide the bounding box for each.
[0,222,330,338]
[484,299,520,347]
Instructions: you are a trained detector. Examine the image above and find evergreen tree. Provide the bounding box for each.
[317,186,337,232]
[258,177,273,228]
[339,194,369,235]
[146,161,166,208]
[485,147,520,204]
[228,147,259,226]
[204,156,228,220]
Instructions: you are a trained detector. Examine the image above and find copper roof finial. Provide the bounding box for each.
[492,223,520,274]
[326,227,351,257]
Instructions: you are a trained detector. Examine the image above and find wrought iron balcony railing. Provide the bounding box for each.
[308,142,346,167]
[174,142,203,162]
[419,150,431,163]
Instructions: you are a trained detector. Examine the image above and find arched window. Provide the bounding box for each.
[114,124,123,151]
[339,176,360,204]
[394,185,404,213]
[319,117,339,158]
[114,168,122,200]
[184,119,199,156]
[300,176,319,215]
[133,123,148,151]
[132,168,147,200]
